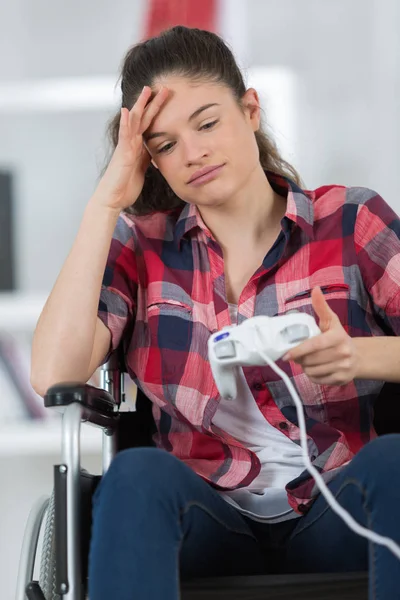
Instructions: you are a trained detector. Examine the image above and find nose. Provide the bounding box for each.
[181,134,209,166]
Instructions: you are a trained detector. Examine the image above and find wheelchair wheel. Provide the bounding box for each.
[16,495,50,600]
[39,490,59,600]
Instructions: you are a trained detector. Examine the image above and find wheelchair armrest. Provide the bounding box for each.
[44,382,119,427]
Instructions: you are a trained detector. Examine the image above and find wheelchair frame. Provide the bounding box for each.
[16,355,377,600]
[17,358,123,600]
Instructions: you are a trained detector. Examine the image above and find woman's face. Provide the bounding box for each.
[143,76,262,208]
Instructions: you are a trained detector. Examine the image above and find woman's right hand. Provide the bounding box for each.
[95,85,169,211]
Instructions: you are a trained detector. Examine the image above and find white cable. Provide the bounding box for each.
[254,326,400,561]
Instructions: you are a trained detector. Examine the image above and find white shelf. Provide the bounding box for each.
[0,292,47,332]
[0,419,103,456]
[0,75,119,113]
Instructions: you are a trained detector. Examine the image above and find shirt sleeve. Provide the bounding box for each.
[98,213,138,361]
[354,188,400,335]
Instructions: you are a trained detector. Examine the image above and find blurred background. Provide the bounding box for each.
[1,0,400,596]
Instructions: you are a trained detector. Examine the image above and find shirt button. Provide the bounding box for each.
[253,382,264,391]
[279,421,288,430]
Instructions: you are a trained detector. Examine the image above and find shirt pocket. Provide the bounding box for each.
[145,297,194,395]
[147,298,193,351]
[283,283,350,327]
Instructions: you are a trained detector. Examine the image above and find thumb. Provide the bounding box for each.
[311,286,339,332]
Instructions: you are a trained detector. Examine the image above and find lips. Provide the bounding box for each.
[188,164,225,184]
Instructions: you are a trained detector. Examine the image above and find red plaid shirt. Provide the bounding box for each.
[98,173,400,514]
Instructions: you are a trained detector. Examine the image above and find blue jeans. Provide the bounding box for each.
[88,434,400,600]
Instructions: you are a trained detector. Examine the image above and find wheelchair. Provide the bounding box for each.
[16,351,400,600]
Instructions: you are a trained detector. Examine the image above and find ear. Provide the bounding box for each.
[241,88,261,132]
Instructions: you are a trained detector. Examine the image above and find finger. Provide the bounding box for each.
[117,107,129,143]
[285,329,339,361]
[128,86,153,133]
[140,86,170,134]
[304,362,343,379]
[298,347,344,368]
[308,370,351,386]
[139,142,152,171]
[309,374,342,386]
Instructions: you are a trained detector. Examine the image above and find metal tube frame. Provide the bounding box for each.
[100,363,124,474]
[58,361,124,599]
[59,402,83,600]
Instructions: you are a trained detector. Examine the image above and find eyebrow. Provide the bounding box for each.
[144,103,220,142]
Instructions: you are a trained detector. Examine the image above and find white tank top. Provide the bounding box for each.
[212,304,304,523]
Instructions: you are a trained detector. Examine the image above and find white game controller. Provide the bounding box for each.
[208,312,321,400]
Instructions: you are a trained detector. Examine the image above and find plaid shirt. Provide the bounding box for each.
[98,172,400,514]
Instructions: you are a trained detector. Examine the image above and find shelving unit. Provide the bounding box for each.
[0,291,104,455]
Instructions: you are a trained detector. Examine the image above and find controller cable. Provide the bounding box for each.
[254,325,400,560]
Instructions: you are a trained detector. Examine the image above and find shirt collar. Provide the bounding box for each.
[173,170,315,249]
[270,172,315,240]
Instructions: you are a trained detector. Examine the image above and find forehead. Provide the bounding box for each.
[148,76,233,128]
[152,75,229,99]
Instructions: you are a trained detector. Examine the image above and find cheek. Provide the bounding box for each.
[156,155,185,193]
[156,154,177,177]
[228,137,259,173]
[223,121,258,156]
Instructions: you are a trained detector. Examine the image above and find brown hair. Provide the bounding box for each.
[105,25,302,216]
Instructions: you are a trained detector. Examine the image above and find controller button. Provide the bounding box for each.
[281,324,309,343]
[215,340,236,359]
[214,331,230,342]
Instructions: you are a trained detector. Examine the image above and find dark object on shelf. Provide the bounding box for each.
[0,171,15,291]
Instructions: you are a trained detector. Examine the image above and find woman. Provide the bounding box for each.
[31,26,400,600]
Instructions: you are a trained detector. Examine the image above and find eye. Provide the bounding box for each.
[157,142,175,154]
[155,119,218,154]
[200,120,218,131]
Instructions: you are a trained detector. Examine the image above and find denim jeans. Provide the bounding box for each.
[88,434,400,600]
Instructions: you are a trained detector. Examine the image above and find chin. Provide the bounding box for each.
[188,195,229,209]
[189,184,236,207]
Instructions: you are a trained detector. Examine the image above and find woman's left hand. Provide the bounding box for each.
[283,286,360,385]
